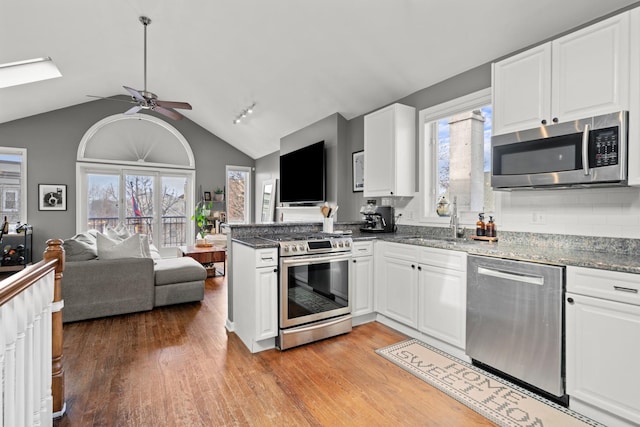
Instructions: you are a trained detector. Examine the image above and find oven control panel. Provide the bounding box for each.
[279,237,352,256]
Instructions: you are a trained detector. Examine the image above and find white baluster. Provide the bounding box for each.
[2,299,17,427]
[41,273,54,424]
[15,289,27,427]
[0,304,5,427]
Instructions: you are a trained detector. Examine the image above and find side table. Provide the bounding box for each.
[180,245,226,278]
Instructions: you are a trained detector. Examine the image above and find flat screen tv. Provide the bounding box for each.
[279,141,325,204]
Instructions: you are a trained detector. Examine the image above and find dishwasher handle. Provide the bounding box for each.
[477,266,545,286]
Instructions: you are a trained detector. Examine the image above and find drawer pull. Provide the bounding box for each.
[613,285,638,294]
[261,256,274,261]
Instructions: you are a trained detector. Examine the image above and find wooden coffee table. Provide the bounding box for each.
[180,245,226,277]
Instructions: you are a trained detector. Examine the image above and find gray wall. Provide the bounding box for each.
[279,113,347,210]
[0,98,254,260]
[252,63,492,223]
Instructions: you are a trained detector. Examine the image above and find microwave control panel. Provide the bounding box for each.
[591,126,618,167]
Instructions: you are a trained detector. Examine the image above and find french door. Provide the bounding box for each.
[79,164,194,253]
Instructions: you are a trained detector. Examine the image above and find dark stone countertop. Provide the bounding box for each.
[228,223,640,274]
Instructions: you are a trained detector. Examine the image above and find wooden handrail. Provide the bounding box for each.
[0,239,66,420]
[0,258,58,306]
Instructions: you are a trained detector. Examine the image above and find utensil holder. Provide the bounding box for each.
[323,218,334,233]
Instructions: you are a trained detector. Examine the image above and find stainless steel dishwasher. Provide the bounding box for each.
[466,255,566,399]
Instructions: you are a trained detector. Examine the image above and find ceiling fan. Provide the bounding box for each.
[88,16,192,120]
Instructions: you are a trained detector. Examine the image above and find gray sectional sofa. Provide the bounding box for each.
[61,228,207,323]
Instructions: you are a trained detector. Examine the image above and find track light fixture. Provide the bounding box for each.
[233,102,256,124]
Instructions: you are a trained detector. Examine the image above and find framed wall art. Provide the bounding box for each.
[39,184,67,211]
[352,150,364,192]
[203,191,212,202]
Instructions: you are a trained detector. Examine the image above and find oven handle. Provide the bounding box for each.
[477,266,544,286]
[280,252,352,267]
[281,315,352,335]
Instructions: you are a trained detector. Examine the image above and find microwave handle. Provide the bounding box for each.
[582,124,590,176]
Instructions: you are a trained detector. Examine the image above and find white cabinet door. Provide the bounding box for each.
[418,265,466,349]
[364,103,415,197]
[255,266,278,341]
[626,7,640,186]
[493,11,630,136]
[566,292,640,425]
[351,255,374,317]
[492,44,552,135]
[377,256,418,328]
[552,12,630,122]
[232,242,278,353]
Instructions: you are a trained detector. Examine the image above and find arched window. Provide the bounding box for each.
[77,114,196,255]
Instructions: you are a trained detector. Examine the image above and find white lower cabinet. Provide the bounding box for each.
[417,247,467,349]
[375,242,419,328]
[566,266,640,426]
[232,242,278,353]
[375,242,466,348]
[351,241,374,318]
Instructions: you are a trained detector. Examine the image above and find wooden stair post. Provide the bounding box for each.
[43,239,65,417]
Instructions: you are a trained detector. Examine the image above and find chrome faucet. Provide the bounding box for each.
[450,196,463,238]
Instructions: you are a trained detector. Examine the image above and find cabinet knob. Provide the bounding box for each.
[552,117,559,123]
[352,259,357,263]
[418,266,422,271]
[567,297,574,304]
[411,264,416,269]
[541,119,547,125]
[273,268,278,273]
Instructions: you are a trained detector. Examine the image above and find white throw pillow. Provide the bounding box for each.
[96,232,148,260]
[105,223,132,241]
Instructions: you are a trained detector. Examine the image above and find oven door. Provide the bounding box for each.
[280,252,351,329]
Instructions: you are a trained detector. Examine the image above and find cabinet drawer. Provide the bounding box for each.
[255,248,278,268]
[381,242,418,261]
[418,247,466,272]
[567,266,640,306]
[352,241,373,257]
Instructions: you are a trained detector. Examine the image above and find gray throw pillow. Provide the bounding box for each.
[63,238,98,261]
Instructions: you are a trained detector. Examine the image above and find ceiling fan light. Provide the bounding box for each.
[0,57,62,89]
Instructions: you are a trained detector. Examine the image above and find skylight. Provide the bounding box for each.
[0,57,62,89]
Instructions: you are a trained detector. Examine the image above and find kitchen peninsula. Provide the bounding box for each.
[226,221,640,427]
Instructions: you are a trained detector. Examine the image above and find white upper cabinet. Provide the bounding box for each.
[364,103,415,197]
[493,12,630,135]
[492,44,552,134]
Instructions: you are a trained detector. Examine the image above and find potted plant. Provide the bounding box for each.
[213,187,224,202]
[192,200,213,240]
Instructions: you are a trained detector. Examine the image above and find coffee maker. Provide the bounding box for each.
[360,205,396,233]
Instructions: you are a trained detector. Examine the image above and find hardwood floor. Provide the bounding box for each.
[54,275,496,426]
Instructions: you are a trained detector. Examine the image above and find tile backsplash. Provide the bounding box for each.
[497,186,640,238]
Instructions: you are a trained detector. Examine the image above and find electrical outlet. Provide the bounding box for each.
[531,211,545,224]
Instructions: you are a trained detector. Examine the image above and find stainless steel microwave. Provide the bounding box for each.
[491,111,628,190]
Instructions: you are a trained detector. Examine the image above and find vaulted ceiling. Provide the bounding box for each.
[1,0,638,159]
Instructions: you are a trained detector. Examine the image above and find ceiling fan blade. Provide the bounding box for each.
[124,105,143,115]
[123,86,146,102]
[86,95,136,104]
[153,106,184,120]
[156,100,192,110]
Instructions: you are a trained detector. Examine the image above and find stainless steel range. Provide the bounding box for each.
[260,233,353,350]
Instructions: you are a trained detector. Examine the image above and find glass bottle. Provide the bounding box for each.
[486,216,496,238]
[476,213,486,236]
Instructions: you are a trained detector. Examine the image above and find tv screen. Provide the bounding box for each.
[280,141,325,204]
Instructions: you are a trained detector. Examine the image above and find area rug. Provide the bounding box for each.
[376,339,602,427]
